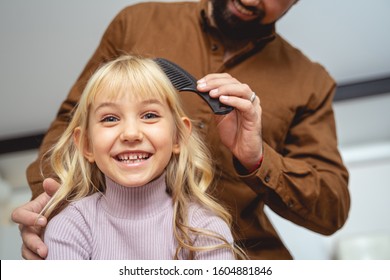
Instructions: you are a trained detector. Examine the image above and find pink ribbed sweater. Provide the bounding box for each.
[44,174,235,260]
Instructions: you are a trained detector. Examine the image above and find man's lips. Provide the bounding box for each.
[230,0,260,20]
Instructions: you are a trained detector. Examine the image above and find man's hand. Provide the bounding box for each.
[11,178,59,259]
[197,73,263,170]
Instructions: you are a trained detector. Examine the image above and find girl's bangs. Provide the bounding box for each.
[91,61,171,104]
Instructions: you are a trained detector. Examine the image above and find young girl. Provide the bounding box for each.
[40,55,244,260]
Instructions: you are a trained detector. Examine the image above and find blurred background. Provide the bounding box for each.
[1,0,390,259]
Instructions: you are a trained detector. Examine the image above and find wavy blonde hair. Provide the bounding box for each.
[40,55,245,259]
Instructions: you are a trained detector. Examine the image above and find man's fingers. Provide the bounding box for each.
[12,208,46,227]
[11,193,50,226]
[21,244,44,260]
[12,178,59,226]
[11,178,58,260]
[20,225,48,259]
[42,178,60,197]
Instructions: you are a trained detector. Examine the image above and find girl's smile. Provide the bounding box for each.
[115,151,152,165]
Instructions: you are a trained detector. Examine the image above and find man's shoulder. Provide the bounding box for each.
[275,33,331,76]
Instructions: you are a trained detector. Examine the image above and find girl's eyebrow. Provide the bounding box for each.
[93,101,119,113]
[94,99,164,113]
[141,98,164,106]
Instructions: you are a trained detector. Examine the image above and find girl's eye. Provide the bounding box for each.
[143,112,159,120]
[101,116,119,122]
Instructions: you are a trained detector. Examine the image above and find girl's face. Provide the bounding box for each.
[78,90,186,188]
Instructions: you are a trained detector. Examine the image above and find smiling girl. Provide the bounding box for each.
[40,55,244,260]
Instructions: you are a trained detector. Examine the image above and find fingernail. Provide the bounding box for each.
[37,248,42,257]
[197,78,205,84]
[197,82,206,89]
[36,217,45,227]
[220,95,228,101]
[209,89,219,96]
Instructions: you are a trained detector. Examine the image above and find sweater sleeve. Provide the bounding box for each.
[189,205,236,260]
[44,204,92,260]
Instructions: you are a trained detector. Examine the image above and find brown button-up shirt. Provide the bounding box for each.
[27,0,350,259]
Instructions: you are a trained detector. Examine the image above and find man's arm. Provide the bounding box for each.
[241,82,350,235]
[200,71,349,235]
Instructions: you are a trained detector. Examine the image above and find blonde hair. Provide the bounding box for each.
[41,55,245,259]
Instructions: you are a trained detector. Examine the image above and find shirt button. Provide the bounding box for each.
[211,44,218,51]
[264,175,270,183]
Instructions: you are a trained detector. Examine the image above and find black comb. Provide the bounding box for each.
[154,58,233,115]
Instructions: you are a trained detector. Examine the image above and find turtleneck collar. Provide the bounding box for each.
[101,173,172,220]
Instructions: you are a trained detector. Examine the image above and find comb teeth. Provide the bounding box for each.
[154,58,197,91]
[154,58,233,115]
[160,67,194,89]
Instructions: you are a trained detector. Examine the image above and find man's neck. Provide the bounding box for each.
[206,1,251,60]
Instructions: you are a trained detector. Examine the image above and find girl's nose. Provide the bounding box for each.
[119,123,143,142]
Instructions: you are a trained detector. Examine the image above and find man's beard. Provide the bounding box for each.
[211,0,270,41]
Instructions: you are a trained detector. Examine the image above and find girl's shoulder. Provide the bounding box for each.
[53,192,103,222]
[187,202,210,218]
[46,192,104,236]
[187,203,231,238]
[70,192,105,216]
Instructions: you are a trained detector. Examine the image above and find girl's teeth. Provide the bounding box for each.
[118,153,150,162]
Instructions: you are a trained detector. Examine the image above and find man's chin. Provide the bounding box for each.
[211,0,266,41]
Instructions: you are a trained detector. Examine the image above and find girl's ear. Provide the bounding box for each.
[73,127,95,163]
[172,117,192,154]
